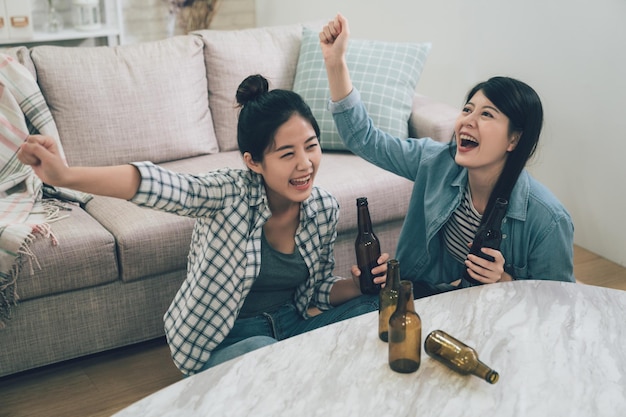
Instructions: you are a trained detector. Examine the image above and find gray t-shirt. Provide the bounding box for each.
[238,230,309,318]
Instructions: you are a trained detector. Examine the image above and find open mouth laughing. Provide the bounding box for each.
[459,134,478,149]
[290,174,312,189]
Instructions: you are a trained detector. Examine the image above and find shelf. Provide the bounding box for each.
[0,0,123,47]
[1,26,119,45]
[35,26,120,42]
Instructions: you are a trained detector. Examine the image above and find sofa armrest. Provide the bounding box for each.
[409,93,458,143]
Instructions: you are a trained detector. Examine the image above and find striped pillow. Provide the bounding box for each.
[293,27,431,151]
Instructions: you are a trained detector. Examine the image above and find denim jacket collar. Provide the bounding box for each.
[450,168,531,222]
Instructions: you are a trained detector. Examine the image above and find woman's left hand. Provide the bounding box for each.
[351,252,391,290]
[330,253,391,305]
[465,248,513,284]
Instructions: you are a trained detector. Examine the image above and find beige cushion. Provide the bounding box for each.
[193,24,304,151]
[410,94,457,143]
[315,153,413,234]
[30,35,218,167]
[85,151,246,283]
[16,206,118,301]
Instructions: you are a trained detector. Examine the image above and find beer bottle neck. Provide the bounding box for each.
[482,198,508,233]
[397,281,415,313]
[472,360,499,384]
[357,205,373,234]
[387,262,401,290]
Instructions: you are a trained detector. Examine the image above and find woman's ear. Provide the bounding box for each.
[243,152,263,174]
[507,132,522,152]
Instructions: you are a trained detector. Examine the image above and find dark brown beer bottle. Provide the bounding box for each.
[463,198,508,286]
[379,259,401,342]
[355,197,382,294]
[388,280,421,373]
[424,330,499,384]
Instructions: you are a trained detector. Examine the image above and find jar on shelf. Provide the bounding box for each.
[43,0,64,33]
[72,0,102,31]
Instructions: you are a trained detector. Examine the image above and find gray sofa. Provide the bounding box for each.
[0,23,456,377]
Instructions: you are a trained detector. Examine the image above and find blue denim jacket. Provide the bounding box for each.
[330,89,575,285]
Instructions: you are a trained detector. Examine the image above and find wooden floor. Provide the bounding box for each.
[1,245,625,417]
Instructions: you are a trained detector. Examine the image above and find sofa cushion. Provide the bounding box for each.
[410,94,457,143]
[85,152,246,283]
[84,150,409,282]
[315,153,413,234]
[16,204,118,301]
[85,196,195,283]
[193,24,304,152]
[30,36,218,167]
[293,27,431,151]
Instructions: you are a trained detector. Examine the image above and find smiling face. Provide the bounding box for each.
[454,90,520,178]
[244,114,322,210]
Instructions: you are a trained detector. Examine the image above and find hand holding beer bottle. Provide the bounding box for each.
[355,197,383,294]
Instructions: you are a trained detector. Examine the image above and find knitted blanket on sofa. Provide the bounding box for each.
[0,53,90,327]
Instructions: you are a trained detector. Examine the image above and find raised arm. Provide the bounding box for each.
[319,13,354,102]
[17,135,140,200]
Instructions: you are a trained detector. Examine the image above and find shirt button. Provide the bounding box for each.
[502,234,507,239]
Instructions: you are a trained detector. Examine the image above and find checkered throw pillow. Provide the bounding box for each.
[293,27,431,151]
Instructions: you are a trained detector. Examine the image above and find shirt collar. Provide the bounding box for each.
[249,171,318,220]
[451,168,530,221]
[507,171,530,221]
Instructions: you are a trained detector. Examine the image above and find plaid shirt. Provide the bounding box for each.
[131,162,342,375]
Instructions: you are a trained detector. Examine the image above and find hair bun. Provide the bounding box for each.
[236,74,270,107]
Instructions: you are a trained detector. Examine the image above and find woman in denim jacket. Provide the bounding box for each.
[320,14,574,295]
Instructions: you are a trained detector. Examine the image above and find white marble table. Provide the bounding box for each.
[114,281,626,417]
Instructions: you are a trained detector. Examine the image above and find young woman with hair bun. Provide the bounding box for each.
[17,74,388,375]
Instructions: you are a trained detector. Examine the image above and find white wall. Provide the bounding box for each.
[30,0,256,45]
[256,0,626,267]
[120,0,256,44]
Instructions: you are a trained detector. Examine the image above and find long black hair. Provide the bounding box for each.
[463,76,543,217]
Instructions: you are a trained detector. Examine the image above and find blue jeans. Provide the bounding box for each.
[200,294,378,371]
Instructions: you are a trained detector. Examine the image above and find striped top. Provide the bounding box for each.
[443,186,482,263]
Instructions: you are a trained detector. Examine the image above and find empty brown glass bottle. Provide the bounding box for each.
[379,259,401,342]
[424,330,499,384]
[463,198,508,286]
[355,197,382,294]
[388,280,421,373]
